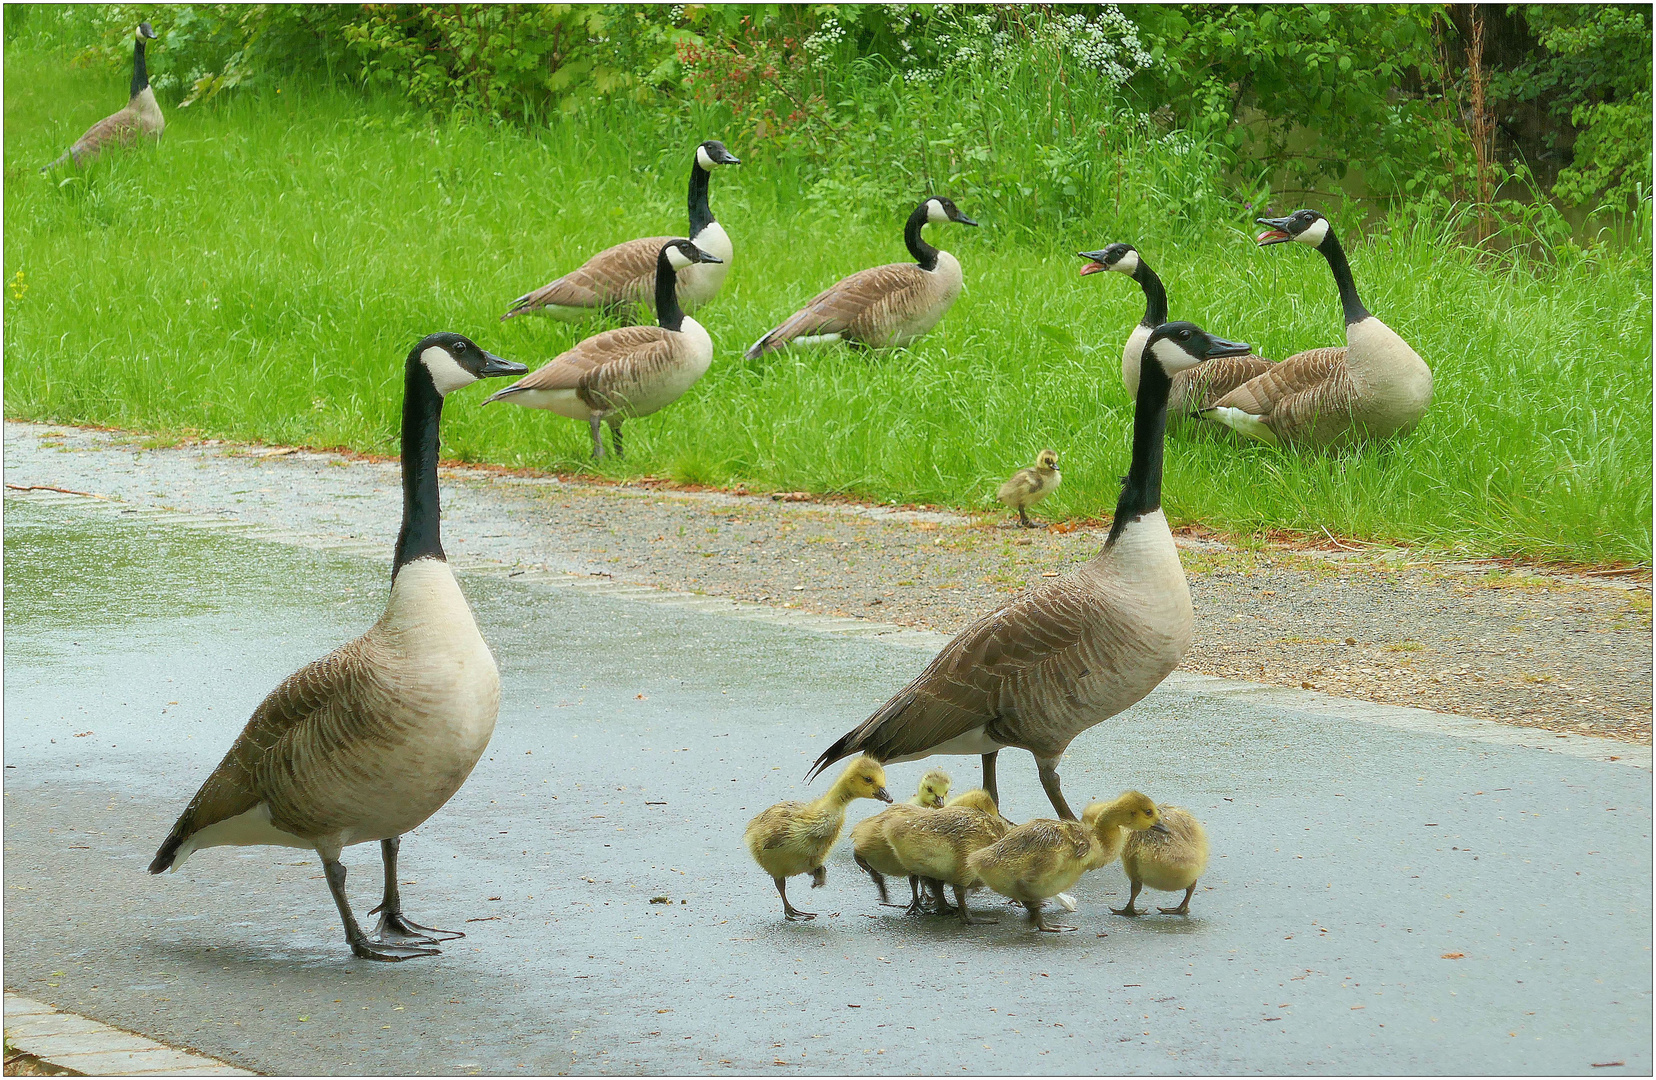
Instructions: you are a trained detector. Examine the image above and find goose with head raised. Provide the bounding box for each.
[744,197,977,359]
[148,333,527,962]
[502,140,741,322]
[487,239,722,458]
[43,23,164,172]
[1198,210,1432,447]
[809,321,1249,821]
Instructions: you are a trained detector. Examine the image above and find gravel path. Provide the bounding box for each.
[7,421,1649,743]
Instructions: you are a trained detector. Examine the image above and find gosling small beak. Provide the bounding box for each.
[1150,821,1172,835]
[478,350,528,378]
[875,787,894,803]
[1255,216,1294,246]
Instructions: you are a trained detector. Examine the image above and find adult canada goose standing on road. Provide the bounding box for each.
[42,22,164,171]
[149,333,527,962]
[501,140,740,321]
[810,321,1252,820]
[1078,243,1273,416]
[1198,210,1432,447]
[744,197,977,360]
[487,239,721,459]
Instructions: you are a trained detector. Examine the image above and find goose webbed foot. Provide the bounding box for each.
[1018,508,1033,529]
[1158,886,1196,916]
[775,876,816,921]
[925,878,957,915]
[323,855,440,963]
[1112,880,1144,917]
[1025,901,1075,933]
[370,908,465,944]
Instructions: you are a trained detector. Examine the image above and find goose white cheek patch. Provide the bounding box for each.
[1298,218,1330,246]
[421,347,476,395]
[926,199,948,223]
[666,246,694,271]
[1114,249,1140,275]
[1149,338,1197,372]
[696,145,716,170]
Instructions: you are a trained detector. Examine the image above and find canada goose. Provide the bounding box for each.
[1113,804,1209,916]
[1079,243,1273,416]
[42,23,163,172]
[501,140,741,322]
[486,239,722,458]
[884,789,1011,925]
[997,449,1061,529]
[744,756,893,921]
[810,322,1250,819]
[743,197,977,360]
[1197,210,1433,447]
[968,791,1165,931]
[148,333,527,962]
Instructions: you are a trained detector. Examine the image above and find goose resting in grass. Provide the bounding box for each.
[149,333,526,962]
[1197,210,1433,447]
[809,321,1250,820]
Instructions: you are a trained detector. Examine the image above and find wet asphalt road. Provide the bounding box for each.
[3,497,1650,1075]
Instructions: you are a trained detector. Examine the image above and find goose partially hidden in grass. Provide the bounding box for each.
[148,333,527,962]
[501,140,741,322]
[486,239,722,458]
[42,23,163,172]
[744,197,977,360]
[1079,243,1273,418]
[808,321,1251,820]
[1197,210,1433,447]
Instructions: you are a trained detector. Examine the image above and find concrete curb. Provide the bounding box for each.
[7,482,1648,772]
[4,993,253,1076]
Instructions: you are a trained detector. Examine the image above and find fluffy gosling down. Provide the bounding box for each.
[883,788,1011,925]
[745,756,893,921]
[1114,804,1209,916]
[850,769,951,909]
[997,449,1061,529]
[968,791,1166,932]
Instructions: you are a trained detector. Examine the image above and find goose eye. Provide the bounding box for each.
[454,341,468,352]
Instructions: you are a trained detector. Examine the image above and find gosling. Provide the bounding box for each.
[884,788,1011,925]
[997,449,1061,529]
[850,768,950,909]
[745,756,893,920]
[1113,804,1209,916]
[968,791,1165,931]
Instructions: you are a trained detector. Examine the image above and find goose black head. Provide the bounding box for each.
[696,140,741,170]
[414,332,526,396]
[136,22,158,39]
[923,196,978,227]
[1256,208,1330,249]
[1078,242,1139,277]
[663,238,723,272]
[1142,321,1250,376]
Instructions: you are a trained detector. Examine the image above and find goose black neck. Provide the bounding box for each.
[1317,231,1370,325]
[687,159,714,239]
[130,36,149,98]
[394,359,446,574]
[1106,354,1171,546]
[655,251,686,332]
[1133,260,1167,328]
[904,205,940,272]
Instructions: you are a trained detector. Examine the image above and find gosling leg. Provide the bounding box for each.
[1025,900,1075,933]
[901,876,929,915]
[1111,879,1145,917]
[1159,885,1196,916]
[588,415,606,460]
[954,885,999,926]
[1036,756,1077,821]
[855,852,895,906]
[369,836,464,944]
[774,876,815,921]
[1018,507,1033,529]
[322,855,438,961]
[927,878,957,914]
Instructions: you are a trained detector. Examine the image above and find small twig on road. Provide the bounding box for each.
[1578,567,1649,579]
[5,483,105,498]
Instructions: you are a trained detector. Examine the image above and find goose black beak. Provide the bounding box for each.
[1077,250,1110,276]
[478,351,528,378]
[1255,216,1294,246]
[1150,821,1172,835]
[953,212,980,227]
[696,251,725,264]
[874,787,894,803]
[1205,336,1252,359]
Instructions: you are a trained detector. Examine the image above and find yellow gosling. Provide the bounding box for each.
[884,789,1011,925]
[850,768,953,909]
[1113,804,1209,916]
[911,768,953,808]
[745,756,893,921]
[997,448,1062,529]
[968,791,1164,931]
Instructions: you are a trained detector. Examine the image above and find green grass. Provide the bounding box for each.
[6,46,1651,565]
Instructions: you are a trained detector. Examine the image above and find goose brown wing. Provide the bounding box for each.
[71,107,142,161]
[1210,346,1347,416]
[1173,353,1275,411]
[495,325,678,409]
[149,644,362,872]
[504,236,672,316]
[745,262,929,358]
[810,580,1099,776]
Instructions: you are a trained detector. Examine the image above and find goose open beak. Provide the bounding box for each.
[1077,250,1110,275]
[1255,216,1294,246]
[478,351,528,378]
